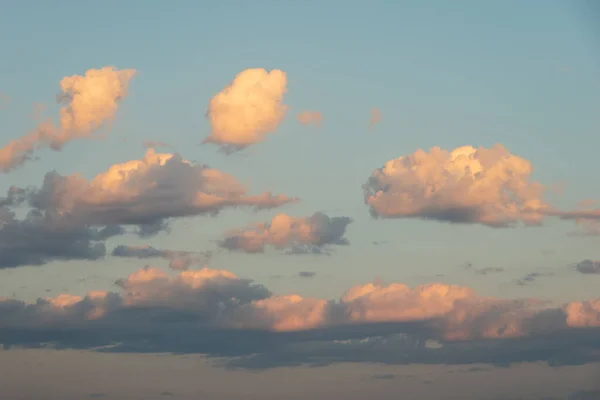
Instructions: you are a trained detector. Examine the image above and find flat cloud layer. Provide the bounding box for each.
[204,68,288,152]
[0,265,599,369]
[0,150,295,267]
[0,67,136,172]
[112,245,212,271]
[219,212,352,254]
[363,144,548,227]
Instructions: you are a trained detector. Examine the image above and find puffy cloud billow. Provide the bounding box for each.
[219,212,352,254]
[0,266,599,369]
[363,144,548,227]
[204,68,288,152]
[0,67,136,172]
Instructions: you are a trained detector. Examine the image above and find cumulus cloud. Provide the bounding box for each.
[368,108,381,130]
[0,67,136,172]
[219,212,352,254]
[12,149,296,233]
[1,266,599,369]
[0,150,294,267]
[297,111,322,127]
[112,245,212,271]
[574,260,600,275]
[204,68,288,152]
[363,144,548,227]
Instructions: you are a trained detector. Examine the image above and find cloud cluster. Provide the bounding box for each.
[205,68,288,152]
[1,266,599,369]
[0,67,136,172]
[219,212,352,254]
[297,111,322,127]
[0,150,295,267]
[363,145,548,227]
[112,245,212,270]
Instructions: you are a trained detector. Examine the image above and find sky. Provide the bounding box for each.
[0,1,599,399]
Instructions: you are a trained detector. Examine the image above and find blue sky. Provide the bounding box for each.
[1,1,599,399]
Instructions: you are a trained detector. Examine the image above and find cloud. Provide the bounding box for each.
[363,144,548,227]
[0,150,294,268]
[0,92,9,109]
[0,67,136,172]
[204,68,288,152]
[0,207,122,269]
[515,272,553,286]
[574,260,600,275]
[143,140,170,149]
[11,149,296,234]
[545,200,600,236]
[464,264,505,276]
[112,245,212,271]
[298,271,316,278]
[368,108,381,130]
[297,111,322,127]
[1,266,599,370]
[218,212,352,254]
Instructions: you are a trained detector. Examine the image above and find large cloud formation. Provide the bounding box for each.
[0,266,599,369]
[363,144,548,227]
[204,68,288,152]
[112,245,212,271]
[0,150,295,267]
[219,212,352,254]
[0,67,136,172]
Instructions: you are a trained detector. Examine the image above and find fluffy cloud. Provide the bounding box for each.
[204,68,288,152]
[0,67,136,172]
[219,212,352,254]
[297,111,322,127]
[368,108,381,130]
[574,260,600,274]
[15,149,296,232]
[363,144,548,227]
[112,245,212,270]
[1,266,599,369]
[0,150,294,267]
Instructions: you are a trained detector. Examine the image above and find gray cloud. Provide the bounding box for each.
[574,260,600,275]
[298,271,316,278]
[112,245,212,270]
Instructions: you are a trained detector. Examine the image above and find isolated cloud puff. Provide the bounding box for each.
[574,260,600,275]
[297,111,322,127]
[0,67,136,172]
[363,144,547,227]
[112,245,212,271]
[204,68,288,152]
[219,212,352,254]
[368,108,381,130]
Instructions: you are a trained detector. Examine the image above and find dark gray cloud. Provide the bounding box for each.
[219,212,352,255]
[0,207,122,269]
[574,260,600,275]
[516,272,553,286]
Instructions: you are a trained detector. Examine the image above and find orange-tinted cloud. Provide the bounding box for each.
[21,149,297,233]
[0,67,136,172]
[297,111,322,127]
[219,212,352,254]
[368,108,381,130]
[204,68,288,152]
[1,266,599,367]
[363,144,548,227]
